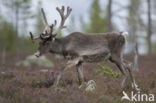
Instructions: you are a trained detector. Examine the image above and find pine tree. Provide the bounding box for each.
[147,0,152,54]
[4,0,32,59]
[87,0,106,33]
[0,19,16,52]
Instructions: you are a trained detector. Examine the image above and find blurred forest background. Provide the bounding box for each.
[0,0,156,62]
[0,1,156,103]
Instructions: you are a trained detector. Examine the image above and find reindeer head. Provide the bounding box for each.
[30,6,72,57]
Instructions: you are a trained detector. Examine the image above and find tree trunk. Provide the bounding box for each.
[2,46,6,66]
[147,0,152,54]
[15,6,20,60]
[106,0,112,32]
[134,42,139,71]
[0,0,1,15]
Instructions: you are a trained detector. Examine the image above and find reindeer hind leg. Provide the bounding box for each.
[76,62,85,85]
[109,55,127,87]
[123,60,140,91]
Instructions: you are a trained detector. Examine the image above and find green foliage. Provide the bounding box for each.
[19,36,38,53]
[152,42,156,54]
[57,33,63,38]
[0,19,16,52]
[4,0,32,26]
[95,70,101,75]
[97,64,120,78]
[87,0,107,33]
[0,0,34,53]
[59,81,65,87]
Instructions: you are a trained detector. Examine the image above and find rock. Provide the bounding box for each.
[79,80,96,92]
[85,80,96,92]
[16,55,54,67]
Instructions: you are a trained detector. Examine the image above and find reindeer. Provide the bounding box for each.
[29,6,139,90]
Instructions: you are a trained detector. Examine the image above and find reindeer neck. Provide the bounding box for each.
[49,38,64,54]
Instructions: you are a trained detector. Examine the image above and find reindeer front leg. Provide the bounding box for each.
[54,57,83,87]
[54,66,67,87]
[76,62,85,85]
[123,59,140,91]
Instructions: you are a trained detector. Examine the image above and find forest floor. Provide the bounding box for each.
[0,53,156,103]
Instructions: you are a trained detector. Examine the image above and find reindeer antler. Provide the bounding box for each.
[29,32,40,43]
[41,8,50,33]
[29,6,72,42]
[52,6,72,35]
[29,8,51,41]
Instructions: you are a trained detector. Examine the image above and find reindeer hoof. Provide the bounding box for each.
[132,83,140,91]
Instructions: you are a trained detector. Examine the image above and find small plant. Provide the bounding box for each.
[97,64,120,78]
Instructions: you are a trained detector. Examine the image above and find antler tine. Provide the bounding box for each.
[52,6,72,35]
[49,19,57,34]
[29,32,40,43]
[65,6,72,19]
[54,20,57,26]
[56,7,64,20]
[61,6,65,14]
[41,8,50,33]
[41,8,49,27]
[49,24,54,34]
